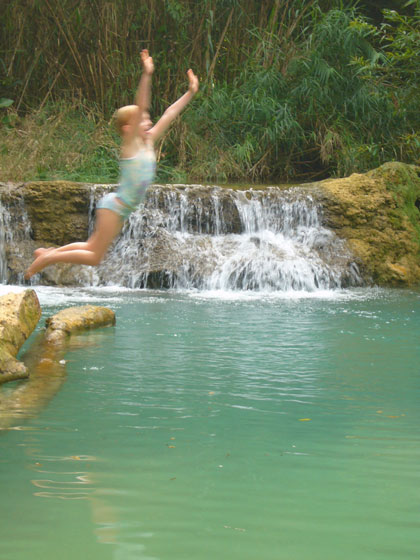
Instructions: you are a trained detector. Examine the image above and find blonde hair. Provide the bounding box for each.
[114,105,138,134]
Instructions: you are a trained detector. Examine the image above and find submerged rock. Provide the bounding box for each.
[44,305,116,345]
[0,303,116,429]
[0,289,41,384]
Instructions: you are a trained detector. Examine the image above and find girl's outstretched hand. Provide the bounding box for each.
[141,49,154,75]
[187,69,199,94]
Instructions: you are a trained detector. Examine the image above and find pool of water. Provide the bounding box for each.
[1,286,420,560]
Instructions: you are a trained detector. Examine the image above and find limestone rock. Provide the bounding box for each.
[44,305,116,345]
[0,289,41,384]
[318,162,420,285]
[2,165,420,287]
[20,181,90,244]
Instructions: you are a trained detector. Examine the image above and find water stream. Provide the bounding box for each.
[0,193,32,285]
[0,200,8,283]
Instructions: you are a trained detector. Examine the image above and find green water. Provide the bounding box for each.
[1,287,420,560]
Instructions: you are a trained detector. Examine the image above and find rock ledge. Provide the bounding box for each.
[44,305,116,345]
[0,290,41,384]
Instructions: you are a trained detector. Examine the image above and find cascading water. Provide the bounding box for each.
[0,199,8,283]
[95,185,362,291]
[0,194,33,285]
[0,184,362,291]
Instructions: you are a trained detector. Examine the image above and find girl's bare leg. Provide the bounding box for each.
[34,243,89,258]
[25,209,123,279]
[34,248,53,257]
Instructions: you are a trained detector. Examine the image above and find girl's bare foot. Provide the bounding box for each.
[33,247,55,258]
[24,252,52,279]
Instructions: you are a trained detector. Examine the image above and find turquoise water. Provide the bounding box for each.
[1,286,420,560]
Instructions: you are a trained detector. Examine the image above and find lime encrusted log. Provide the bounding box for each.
[44,305,116,345]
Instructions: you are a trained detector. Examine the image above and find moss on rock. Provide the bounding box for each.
[319,162,420,285]
[21,181,90,245]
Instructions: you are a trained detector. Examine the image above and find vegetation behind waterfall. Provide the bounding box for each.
[1,0,419,183]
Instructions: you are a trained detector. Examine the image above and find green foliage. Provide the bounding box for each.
[183,6,417,180]
[288,8,398,175]
[380,4,420,119]
[0,0,419,182]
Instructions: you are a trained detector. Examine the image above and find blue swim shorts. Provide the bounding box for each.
[96,192,134,221]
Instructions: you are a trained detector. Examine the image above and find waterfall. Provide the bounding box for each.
[0,193,32,285]
[0,199,8,283]
[0,184,362,291]
[95,185,362,291]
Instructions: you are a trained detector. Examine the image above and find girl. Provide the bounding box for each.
[25,50,199,279]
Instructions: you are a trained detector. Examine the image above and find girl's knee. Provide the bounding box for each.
[84,243,107,266]
[90,253,105,266]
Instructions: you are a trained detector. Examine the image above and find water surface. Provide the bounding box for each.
[1,286,419,560]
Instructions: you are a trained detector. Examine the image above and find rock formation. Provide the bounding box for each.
[44,305,116,344]
[1,162,419,287]
[318,162,420,285]
[0,289,41,384]
[0,298,116,429]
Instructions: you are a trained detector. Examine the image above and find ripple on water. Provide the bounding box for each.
[1,286,419,560]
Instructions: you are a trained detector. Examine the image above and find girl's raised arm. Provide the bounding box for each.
[148,69,199,142]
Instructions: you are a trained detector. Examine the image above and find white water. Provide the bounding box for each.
[0,201,8,283]
[97,186,362,291]
[0,194,32,285]
[1,185,362,292]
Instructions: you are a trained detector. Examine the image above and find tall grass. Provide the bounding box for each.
[0,102,119,182]
[2,0,287,115]
[1,1,418,183]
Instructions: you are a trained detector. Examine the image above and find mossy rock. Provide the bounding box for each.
[319,162,420,285]
[21,180,90,245]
